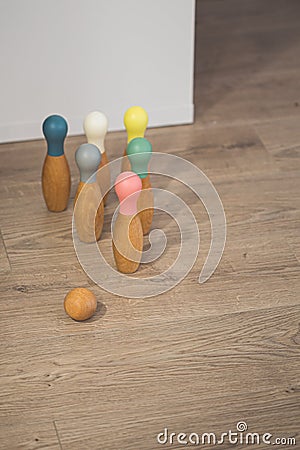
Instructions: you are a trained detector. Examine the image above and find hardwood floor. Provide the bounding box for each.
[0,0,300,448]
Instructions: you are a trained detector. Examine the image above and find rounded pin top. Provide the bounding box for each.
[83,111,108,154]
[75,143,101,183]
[42,114,68,157]
[126,137,152,179]
[115,171,142,215]
[123,106,148,143]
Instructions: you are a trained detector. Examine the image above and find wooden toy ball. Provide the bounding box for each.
[64,288,97,321]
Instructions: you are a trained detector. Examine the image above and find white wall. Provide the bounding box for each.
[0,0,195,142]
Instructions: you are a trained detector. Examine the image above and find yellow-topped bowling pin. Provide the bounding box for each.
[121,106,148,171]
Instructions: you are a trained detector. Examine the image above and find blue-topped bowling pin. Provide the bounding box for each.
[42,115,71,211]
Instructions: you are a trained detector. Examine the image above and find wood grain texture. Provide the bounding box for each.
[0,306,299,448]
[1,0,300,448]
[0,229,11,281]
[194,0,300,127]
[112,213,143,273]
[255,116,300,171]
[137,175,154,235]
[0,419,60,450]
[74,182,104,243]
[98,150,110,205]
[121,147,131,172]
[42,154,71,212]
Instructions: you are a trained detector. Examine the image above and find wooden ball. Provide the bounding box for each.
[64,288,97,321]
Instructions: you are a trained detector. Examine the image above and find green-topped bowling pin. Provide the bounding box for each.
[127,137,153,234]
[42,115,71,211]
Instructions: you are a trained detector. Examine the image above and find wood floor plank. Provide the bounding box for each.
[195,68,300,126]
[0,228,11,282]
[56,397,298,450]
[0,123,276,191]
[196,0,300,76]
[0,305,299,424]
[195,0,300,126]
[255,116,300,171]
[0,167,299,341]
[0,419,60,450]
[0,266,298,349]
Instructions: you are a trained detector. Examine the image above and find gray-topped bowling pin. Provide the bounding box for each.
[74,143,104,242]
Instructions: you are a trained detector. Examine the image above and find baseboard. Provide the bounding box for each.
[0,104,194,143]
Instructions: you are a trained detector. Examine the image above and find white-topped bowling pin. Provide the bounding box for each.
[83,111,110,205]
[74,143,104,243]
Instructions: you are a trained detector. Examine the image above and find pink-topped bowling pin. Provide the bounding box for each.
[112,171,143,273]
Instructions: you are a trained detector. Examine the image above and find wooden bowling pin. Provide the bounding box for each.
[121,106,148,172]
[83,111,110,205]
[127,137,153,235]
[42,115,71,212]
[74,144,104,243]
[112,172,143,273]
